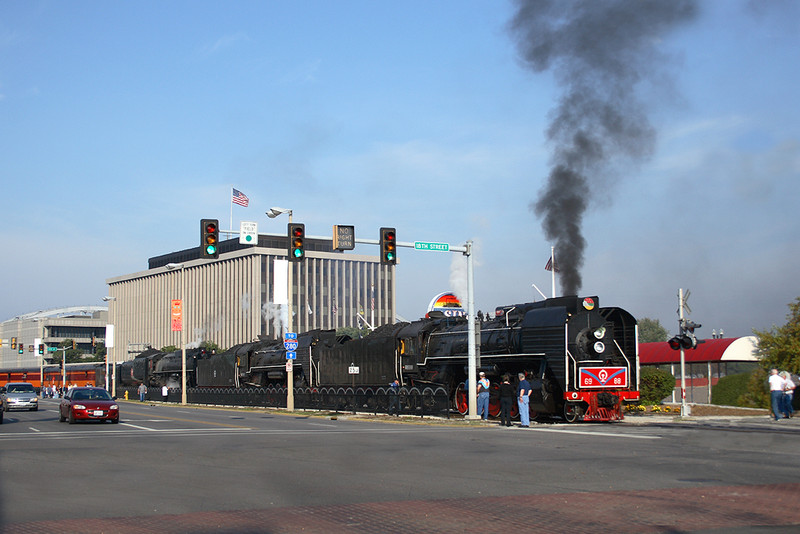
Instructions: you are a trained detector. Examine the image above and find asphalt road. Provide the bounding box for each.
[2,398,800,532]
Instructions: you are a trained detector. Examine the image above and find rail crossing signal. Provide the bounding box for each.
[380,227,396,265]
[201,219,220,258]
[288,223,305,262]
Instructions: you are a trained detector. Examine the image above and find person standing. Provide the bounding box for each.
[781,371,795,418]
[161,384,169,403]
[477,372,491,421]
[517,372,532,427]
[769,369,786,421]
[138,383,147,402]
[388,379,400,416]
[499,375,515,427]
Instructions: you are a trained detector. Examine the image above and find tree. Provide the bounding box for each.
[336,326,371,339]
[639,367,675,404]
[638,318,670,343]
[161,345,178,353]
[753,297,800,373]
[59,339,83,363]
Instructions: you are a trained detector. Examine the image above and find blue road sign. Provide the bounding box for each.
[284,341,298,351]
[286,351,296,360]
[285,332,298,340]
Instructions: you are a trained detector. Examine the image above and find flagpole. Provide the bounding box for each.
[550,246,556,298]
[229,186,233,233]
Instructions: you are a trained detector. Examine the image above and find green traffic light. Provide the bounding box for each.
[206,245,217,255]
[293,248,303,258]
[386,252,395,261]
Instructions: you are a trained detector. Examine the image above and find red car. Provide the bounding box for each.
[59,387,119,424]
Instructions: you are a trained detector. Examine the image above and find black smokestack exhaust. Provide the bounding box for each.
[509,0,697,295]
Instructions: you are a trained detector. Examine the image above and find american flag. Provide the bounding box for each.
[332,297,338,316]
[545,256,560,272]
[232,188,249,207]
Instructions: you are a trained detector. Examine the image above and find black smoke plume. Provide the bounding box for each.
[509,0,697,295]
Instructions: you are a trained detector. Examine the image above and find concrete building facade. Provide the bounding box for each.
[0,307,108,369]
[104,235,394,365]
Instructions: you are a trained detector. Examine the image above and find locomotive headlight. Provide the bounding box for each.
[593,341,606,354]
[593,326,606,339]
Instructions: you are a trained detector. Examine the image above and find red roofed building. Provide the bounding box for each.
[639,336,760,404]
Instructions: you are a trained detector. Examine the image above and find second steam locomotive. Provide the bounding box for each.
[119,295,640,422]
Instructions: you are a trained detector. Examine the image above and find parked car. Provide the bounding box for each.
[59,387,119,424]
[2,382,38,411]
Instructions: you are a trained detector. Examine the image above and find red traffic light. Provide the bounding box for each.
[288,223,305,262]
[201,219,220,258]
[380,227,397,265]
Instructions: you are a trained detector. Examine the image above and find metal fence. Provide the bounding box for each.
[118,385,451,418]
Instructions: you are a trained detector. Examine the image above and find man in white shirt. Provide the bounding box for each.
[769,368,786,421]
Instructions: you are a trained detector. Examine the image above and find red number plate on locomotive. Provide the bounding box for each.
[579,367,627,388]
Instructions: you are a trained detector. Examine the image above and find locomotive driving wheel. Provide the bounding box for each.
[564,402,585,423]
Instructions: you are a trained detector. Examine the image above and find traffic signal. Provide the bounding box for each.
[667,335,695,350]
[201,219,220,259]
[11,337,16,349]
[18,342,24,354]
[72,339,76,350]
[288,223,305,262]
[38,344,44,355]
[380,227,396,265]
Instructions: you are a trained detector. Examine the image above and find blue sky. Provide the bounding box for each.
[1,0,798,339]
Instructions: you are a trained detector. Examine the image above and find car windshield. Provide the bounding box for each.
[72,389,112,401]
[7,384,35,393]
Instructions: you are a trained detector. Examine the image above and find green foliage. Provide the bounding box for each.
[711,372,752,406]
[336,326,371,339]
[738,367,770,409]
[638,317,670,343]
[753,297,800,373]
[58,339,83,363]
[200,340,223,353]
[639,367,675,405]
[161,345,178,353]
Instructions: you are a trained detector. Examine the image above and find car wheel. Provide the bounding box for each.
[68,411,75,424]
[31,407,38,412]
[111,418,119,424]
[59,411,66,422]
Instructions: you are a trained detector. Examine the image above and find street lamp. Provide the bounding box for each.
[266,207,292,220]
[266,207,295,412]
[165,263,188,405]
[102,296,117,395]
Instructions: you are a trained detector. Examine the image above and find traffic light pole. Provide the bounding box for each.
[678,288,688,417]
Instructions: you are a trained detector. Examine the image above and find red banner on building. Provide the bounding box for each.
[171,299,183,332]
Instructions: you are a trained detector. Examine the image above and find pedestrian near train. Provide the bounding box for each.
[517,372,532,427]
[499,375,515,427]
[769,368,786,421]
[161,384,169,403]
[388,379,400,416]
[138,383,147,402]
[477,372,490,421]
[781,371,795,418]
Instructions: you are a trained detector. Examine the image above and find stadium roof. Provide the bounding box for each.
[2,306,108,323]
[640,336,759,365]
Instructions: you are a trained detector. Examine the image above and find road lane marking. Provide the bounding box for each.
[529,427,660,439]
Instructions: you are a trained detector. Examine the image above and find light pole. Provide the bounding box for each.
[102,296,116,394]
[266,207,294,411]
[166,263,188,405]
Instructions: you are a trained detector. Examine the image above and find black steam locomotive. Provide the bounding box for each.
[117,296,639,422]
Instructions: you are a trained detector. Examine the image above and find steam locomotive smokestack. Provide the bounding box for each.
[509,0,697,295]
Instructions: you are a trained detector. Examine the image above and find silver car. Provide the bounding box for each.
[2,382,39,412]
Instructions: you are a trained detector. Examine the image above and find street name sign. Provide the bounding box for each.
[414,241,449,252]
